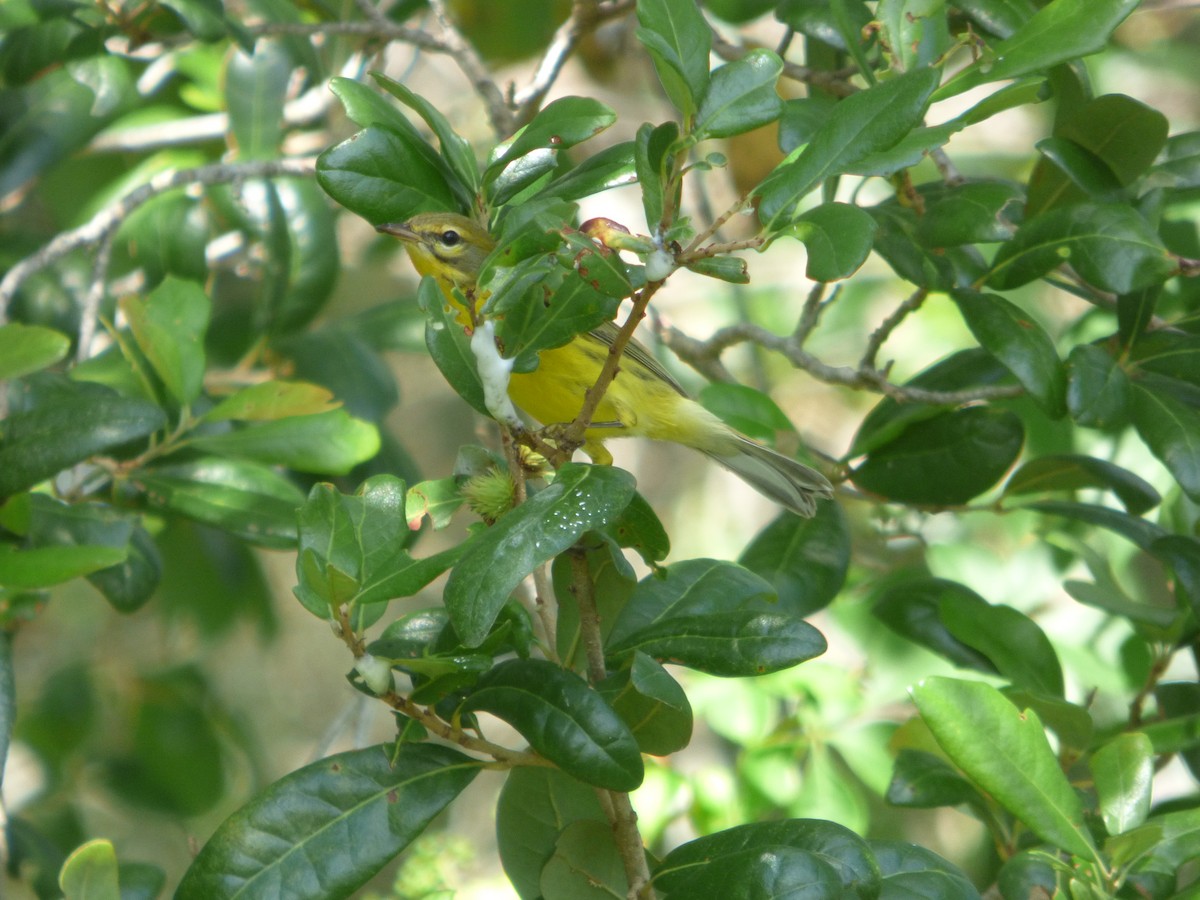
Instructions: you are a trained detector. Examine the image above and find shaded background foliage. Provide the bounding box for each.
[1,0,1199,897]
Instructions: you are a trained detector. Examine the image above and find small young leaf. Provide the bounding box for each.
[58,839,120,900]
[486,97,616,180]
[121,276,211,406]
[787,202,878,281]
[635,0,711,116]
[1090,732,1153,836]
[371,71,480,192]
[0,323,70,379]
[201,381,339,423]
[694,49,783,140]
[462,658,643,791]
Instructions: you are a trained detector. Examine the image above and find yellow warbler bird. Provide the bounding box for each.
[378,212,833,517]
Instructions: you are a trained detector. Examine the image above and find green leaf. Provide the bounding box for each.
[877,0,952,72]
[937,0,1140,100]
[655,819,881,899]
[175,743,479,900]
[539,819,628,900]
[225,39,289,160]
[1066,343,1131,429]
[635,0,711,116]
[417,277,489,417]
[851,407,1024,506]
[605,558,827,677]
[917,181,1023,246]
[294,477,459,617]
[316,126,461,226]
[1003,455,1159,515]
[120,277,211,406]
[446,463,636,646]
[1090,732,1153,836]
[188,409,380,475]
[536,140,637,203]
[486,97,617,180]
[264,178,340,334]
[787,202,878,281]
[699,382,796,444]
[201,381,339,423]
[939,593,1064,697]
[59,839,119,900]
[132,458,304,550]
[1117,287,1159,350]
[738,501,851,617]
[872,576,998,673]
[1027,499,1164,551]
[1031,137,1125,208]
[496,767,608,900]
[462,658,643,792]
[870,839,982,900]
[161,0,227,40]
[987,202,1175,294]
[597,652,693,756]
[0,544,126,589]
[0,376,166,500]
[951,289,1065,415]
[911,677,1097,859]
[694,49,783,140]
[0,632,12,788]
[886,749,986,809]
[371,71,479,192]
[756,67,941,230]
[600,490,670,566]
[0,323,70,379]
[1131,380,1200,502]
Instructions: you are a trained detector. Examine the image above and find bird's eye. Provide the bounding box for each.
[440,229,461,247]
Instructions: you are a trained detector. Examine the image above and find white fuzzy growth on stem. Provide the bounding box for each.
[644,247,676,282]
[354,653,394,695]
[470,320,524,430]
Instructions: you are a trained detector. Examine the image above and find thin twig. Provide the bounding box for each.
[0,157,317,323]
[793,282,831,345]
[859,287,928,371]
[427,0,515,137]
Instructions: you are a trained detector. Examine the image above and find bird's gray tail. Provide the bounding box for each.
[702,436,834,517]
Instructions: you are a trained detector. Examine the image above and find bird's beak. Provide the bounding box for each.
[376,221,418,242]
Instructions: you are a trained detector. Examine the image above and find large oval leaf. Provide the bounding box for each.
[912,677,1097,860]
[738,501,850,617]
[852,406,1024,505]
[446,463,636,646]
[175,743,479,900]
[461,658,643,792]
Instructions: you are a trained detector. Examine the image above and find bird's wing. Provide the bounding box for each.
[587,321,688,397]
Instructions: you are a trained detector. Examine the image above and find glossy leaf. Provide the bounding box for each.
[694,49,783,140]
[877,0,952,72]
[655,819,881,899]
[121,277,211,407]
[418,276,489,416]
[939,592,1064,696]
[316,126,461,226]
[738,501,851,617]
[175,744,479,900]
[371,71,479,192]
[1130,381,1200,502]
[917,181,1023,247]
[1003,455,1159,515]
[462,658,643,791]
[0,544,126,589]
[1091,732,1153,836]
[201,381,339,423]
[634,120,679,229]
[852,407,1024,506]
[635,0,711,116]
[872,576,997,673]
[225,39,289,160]
[756,67,941,230]
[188,409,380,475]
[699,382,796,444]
[886,749,986,809]
[597,651,693,756]
[132,458,304,550]
[788,202,878,281]
[1065,343,1130,429]
[294,477,459,616]
[59,839,119,900]
[987,202,1175,294]
[539,820,628,899]
[871,839,982,900]
[537,140,637,203]
[937,0,1139,99]
[265,178,341,334]
[0,323,69,379]
[951,289,1064,415]
[496,766,608,900]
[487,97,616,180]
[600,490,670,566]
[0,377,166,500]
[912,677,1096,859]
[605,558,827,676]
[445,463,636,646]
